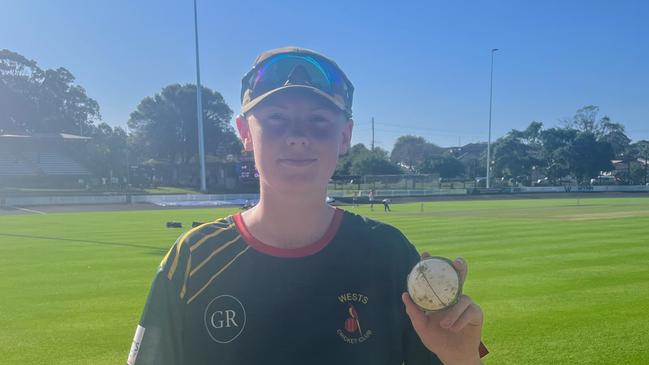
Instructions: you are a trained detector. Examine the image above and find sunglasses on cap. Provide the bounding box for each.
[240,51,354,117]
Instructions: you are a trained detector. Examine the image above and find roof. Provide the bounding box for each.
[454,143,488,161]
[611,158,648,166]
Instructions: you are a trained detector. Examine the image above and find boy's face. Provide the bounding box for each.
[236,90,353,193]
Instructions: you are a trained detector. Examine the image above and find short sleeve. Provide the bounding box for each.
[127,238,188,365]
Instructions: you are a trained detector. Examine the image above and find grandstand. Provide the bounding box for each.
[0,133,91,187]
[0,151,88,176]
[0,151,35,176]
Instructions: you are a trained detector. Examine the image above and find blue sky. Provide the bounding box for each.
[2,0,648,149]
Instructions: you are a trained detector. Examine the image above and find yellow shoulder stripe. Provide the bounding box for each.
[189,224,234,252]
[179,254,192,299]
[159,247,173,268]
[189,235,241,277]
[179,225,234,299]
[187,246,250,304]
[167,221,218,280]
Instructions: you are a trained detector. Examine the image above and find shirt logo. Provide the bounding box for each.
[203,295,246,343]
[336,292,373,344]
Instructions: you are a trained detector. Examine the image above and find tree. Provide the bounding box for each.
[390,135,442,172]
[490,122,544,181]
[334,144,397,176]
[626,140,649,185]
[372,146,391,160]
[523,121,543,144]
[84,122,128,179]
[350,152,402,175]
[335,143,371,176]
[538,127,576,182]
[0,49,100,135]
[566,105,599,134]
[627,140,649,159]
[492,134,541,180]
[564,105,630,159]
[419,154,465,178]
[598,116,630,158]
[448,143,486,179]
[566,132,614,183]
[128,84,241,164]
[629,163,647,185]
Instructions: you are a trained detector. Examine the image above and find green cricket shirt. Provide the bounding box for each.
[127,208,485,364]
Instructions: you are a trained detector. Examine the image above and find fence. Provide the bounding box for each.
[328,174,475,192]
[3,185,647,207]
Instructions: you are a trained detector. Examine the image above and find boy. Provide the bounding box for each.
[127,47,487,365]
[383,198,392,212]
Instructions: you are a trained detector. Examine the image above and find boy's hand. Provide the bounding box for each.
[402,253,483,365]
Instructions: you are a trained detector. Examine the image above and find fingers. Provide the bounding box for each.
[439,295,483,332]
[452,256,468,284]
[450,303,483,333]
[402,292,428,332]
[439,294,470,329]
[420,253,468,284]
[403,292,484,336]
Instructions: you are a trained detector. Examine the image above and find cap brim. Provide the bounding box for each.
[241,85,347,115]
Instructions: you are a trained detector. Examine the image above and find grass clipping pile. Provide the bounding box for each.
[407,257,461,312]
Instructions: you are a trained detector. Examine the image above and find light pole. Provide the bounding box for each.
[193,0,207,192]
[644,153,648,185]
[125,123,130,191]
[486,48,498,189]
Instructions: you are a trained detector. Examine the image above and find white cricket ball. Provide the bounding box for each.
[407,256,462,312]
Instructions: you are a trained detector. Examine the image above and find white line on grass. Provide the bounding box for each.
[14,206,47,215]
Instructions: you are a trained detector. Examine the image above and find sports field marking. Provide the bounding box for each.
[14,206,47,215]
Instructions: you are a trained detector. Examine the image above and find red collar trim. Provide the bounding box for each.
[233,208,344,258]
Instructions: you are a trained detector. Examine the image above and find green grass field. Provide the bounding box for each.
[1,197,648,364]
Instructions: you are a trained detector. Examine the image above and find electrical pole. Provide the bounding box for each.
[371,117,375,152]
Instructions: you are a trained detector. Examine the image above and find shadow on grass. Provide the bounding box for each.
[0,233,167,254]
